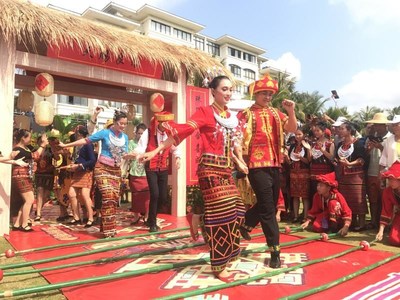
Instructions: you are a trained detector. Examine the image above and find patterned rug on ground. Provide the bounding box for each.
[3,206,399,300]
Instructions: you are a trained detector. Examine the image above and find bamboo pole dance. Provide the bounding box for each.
[155,238,376,300]
[0,231,325,297]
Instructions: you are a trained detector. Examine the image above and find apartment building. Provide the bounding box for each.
[45,2,279,123]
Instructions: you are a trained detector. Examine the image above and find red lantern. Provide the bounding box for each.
[16,90,34,112]
[35,73,54,97]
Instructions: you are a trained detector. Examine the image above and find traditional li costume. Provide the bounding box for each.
[70,143,96,189]
[163,102,245,273]
[306,172,352,233]
[35,146,55,192]
[288,141,310,199]
[380,161,400,246]
[135,112,181,231]
[128,139,150,219]
[236,75,287,267]
[87,128,128,238]
[335,139,368,216]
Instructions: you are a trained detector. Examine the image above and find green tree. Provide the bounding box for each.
[385,106,400,120]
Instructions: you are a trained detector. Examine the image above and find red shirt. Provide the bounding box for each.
[380,187,400,226]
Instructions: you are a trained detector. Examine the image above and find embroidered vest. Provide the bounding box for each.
[145,128,171,171]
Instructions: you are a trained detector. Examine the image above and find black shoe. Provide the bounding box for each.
[84,220,94,228]
[269,251,281,268]
[21,225,34,232]
[239,226,251,241]
[67,219,81,225]
[149,225,160,232]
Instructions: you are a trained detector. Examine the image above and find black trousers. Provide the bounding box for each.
[246,167,280,246]
[146,170,168,227]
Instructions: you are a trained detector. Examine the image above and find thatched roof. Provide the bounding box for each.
[0,0,230,79]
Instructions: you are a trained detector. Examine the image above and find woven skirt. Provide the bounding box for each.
[198,165,245,272]
[12,166,33,193]
[70,170,94,189]
[129,175,150,213]
[94,162,121,237]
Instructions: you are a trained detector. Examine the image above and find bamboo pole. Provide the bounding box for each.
[0,233,332,298]
[156,237,372,300]
[0,227,190,258]
[280,252,400,300]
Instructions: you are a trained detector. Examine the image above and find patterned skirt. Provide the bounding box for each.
[338,171,368,215]
[70,170,94,189]
[12,166,33,193]
[129,175,150,213]
[197,165,245,272]
[35,173,55,190]
[290,169,310,199]
[94,162,122,237]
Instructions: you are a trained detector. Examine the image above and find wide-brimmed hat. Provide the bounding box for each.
[389,115,400,124]
[155,111,174,122]
[315,172,338,188]
[332,116,347,127]
[365,113,389,124]
[381,161,400,179]
[104,119,113,129]
[248,75,279,98]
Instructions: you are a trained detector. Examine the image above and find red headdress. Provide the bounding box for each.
[381,161,400,180]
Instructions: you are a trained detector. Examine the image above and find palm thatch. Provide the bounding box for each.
[0,0,231,80]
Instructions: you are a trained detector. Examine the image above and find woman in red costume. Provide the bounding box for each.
[141,76,247,282]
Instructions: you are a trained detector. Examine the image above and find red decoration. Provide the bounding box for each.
[320,233,329,241]
[0,269,3,281]
[149,93,165,113]
[5,249,15,258]
[47,44,163,79]
[359,241,370,251]
[185,86,209,185]
[284,226,291,234]
[35,74,49,91]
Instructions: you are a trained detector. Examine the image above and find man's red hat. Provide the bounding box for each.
[248,74,279,98]
[315,172,338,188]
[381,161,400,180]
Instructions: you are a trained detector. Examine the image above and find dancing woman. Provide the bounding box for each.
[61,111,128,238]
[140,76,247,282]
[11,129,48,231]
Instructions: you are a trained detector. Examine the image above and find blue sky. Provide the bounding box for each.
[32,0,400,113]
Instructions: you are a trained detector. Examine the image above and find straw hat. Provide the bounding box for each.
[248,75,279,98]
[154,111,174,122]
[381,161,400,179]
[315,172,338,188]
[365,113,389,124]
[104,119,113,129]
[332,116,347,127]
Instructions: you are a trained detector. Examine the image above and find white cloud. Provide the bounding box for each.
[262,52,302,81]
[329,0,400,29]
[335,69,400,113]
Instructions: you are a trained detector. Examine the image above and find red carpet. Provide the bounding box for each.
[4,209,399,300]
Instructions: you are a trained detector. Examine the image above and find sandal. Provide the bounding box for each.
[34,216,41,222]
[11,225,21,231]
[84,220,94,228]
[67,219,81,225]
[21,225,34,232]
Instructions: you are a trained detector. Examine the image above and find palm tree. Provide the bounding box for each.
[352,106,383,131]
[290,91,329,122]
[385,106,400,120]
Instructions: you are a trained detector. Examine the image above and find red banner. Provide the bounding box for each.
[47,44,163,79]
[185,86,209,185]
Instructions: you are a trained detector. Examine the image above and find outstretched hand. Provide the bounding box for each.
[141,150,158,162]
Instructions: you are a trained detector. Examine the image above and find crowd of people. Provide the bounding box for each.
[2,74,399,282]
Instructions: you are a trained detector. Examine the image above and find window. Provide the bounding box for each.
[194,36,205,51]
[207,42,220,56]
[58,95,88,106]
[98,100,124,109]
[228,47,241,59]
[230,64,241,77]
[243,52,256,63]
[234,85,242,93]
[243,69,256,81]
[151,20,171,35]
[173,28,192,42]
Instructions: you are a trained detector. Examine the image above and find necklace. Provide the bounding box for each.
[338,142,354,159]
[109,131,125,147]
[213,110,238,129]
[290,145,305,161]
[311,141,325,159]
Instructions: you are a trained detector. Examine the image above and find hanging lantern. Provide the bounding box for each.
[35,99,54,126]
[35,73,54,97]
[149,93,164,113]
[125,104,136,121]
[16,90,34,112]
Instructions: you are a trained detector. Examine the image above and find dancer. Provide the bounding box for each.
[376,161,400,246]
[127,123,150,225]
[141,76,247,282]
[236,75,297,268]
[11,129,48,231]
[67,125,96,227]
[301,172,352,236]
[60,111,128,238]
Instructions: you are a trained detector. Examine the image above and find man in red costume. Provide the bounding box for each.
[236,75,297,268]
[134,111,181,232]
